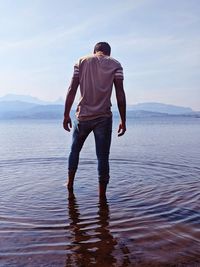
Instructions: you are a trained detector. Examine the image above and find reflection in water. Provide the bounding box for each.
[66,193,131,267]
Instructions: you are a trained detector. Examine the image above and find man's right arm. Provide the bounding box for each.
[63,76,79,132]
[114,78,126,136]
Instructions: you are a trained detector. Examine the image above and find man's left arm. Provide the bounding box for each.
[114,78,126,136]
[63,76,79,132]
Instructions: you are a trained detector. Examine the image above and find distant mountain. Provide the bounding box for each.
[0,101,37,112]
[0,102,63,119]
[0,94,65,105]
[0,94,199,119]
[0,94,49,105]
[26,104,64,119]
[127,102,193,114]
[0,94,64,119]
[54,97,65,105]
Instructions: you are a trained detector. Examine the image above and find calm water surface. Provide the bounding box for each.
[0,117,200,267]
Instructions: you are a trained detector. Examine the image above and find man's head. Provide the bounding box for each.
[94,42,111,56]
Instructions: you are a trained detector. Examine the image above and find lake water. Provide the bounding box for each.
[0,117,200,267]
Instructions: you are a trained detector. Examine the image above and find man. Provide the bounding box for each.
[63,42,126,198]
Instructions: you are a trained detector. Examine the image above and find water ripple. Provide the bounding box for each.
[0,157,200,266]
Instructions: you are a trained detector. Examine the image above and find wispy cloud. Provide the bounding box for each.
[0,23,91,52]
[0,0,145,52]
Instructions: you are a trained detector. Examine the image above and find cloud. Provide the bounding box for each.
[0,0,146,53]
[0,23,90,52]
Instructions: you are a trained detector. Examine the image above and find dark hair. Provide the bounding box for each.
[94,42,111,56]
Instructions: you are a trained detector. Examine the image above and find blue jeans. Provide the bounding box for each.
[68,116,112,184]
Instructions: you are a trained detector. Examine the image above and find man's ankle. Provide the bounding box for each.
[67,170,76,190]
[99,183,107,198]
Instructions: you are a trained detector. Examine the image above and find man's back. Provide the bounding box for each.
[73,52,123,120]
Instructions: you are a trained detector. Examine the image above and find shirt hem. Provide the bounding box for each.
[75,112,112,121]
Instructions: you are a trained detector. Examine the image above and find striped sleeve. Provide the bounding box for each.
[114,65,124,80]
[72,62,79,78]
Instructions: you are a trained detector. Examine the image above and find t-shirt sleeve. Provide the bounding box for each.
[114,64,124,80]
[72,62,79,78]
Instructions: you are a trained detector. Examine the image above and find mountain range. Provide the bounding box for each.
[0,94,64,105]
[0,94,199,119]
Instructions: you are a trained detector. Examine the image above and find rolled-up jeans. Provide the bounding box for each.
[68,116,112,184]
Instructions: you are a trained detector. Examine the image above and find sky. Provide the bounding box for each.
[0,0,200,110]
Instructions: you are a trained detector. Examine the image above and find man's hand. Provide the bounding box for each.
[63,116,72,132]
[118,122,126,137]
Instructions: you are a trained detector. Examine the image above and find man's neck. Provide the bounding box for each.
[95,51,106,56]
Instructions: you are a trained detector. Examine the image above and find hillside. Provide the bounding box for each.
[0,94,199,119]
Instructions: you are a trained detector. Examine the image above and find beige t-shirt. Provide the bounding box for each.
[73,52,124,121]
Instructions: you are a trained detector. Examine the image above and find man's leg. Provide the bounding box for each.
[68,120,91,190]
[93,117,112,198]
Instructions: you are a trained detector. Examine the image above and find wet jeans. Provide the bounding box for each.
[68,116,112,184]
